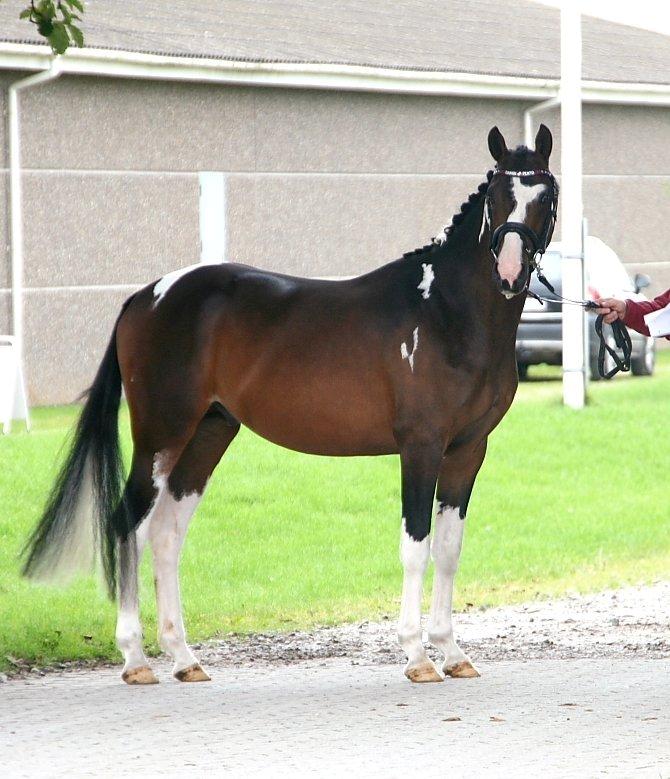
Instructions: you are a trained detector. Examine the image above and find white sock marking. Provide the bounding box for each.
[398,518,431,667]
[417,263,435,299]
[428,504,470,668]
[116,450,175,673]
[115,515,152,672]
[150,487,204,673]
[400,327,419,372]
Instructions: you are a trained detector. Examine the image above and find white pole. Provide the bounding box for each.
[198,172,227,264]
[560,5,587,408]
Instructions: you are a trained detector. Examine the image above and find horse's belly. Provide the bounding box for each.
[222,380,397,457]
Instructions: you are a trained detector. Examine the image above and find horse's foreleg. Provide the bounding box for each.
[397,440,443,683]
[428,439,487,679]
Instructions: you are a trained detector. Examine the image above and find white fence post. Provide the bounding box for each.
[0,336,30,434]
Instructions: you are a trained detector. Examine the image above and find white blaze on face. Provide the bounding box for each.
[496,181,545,287]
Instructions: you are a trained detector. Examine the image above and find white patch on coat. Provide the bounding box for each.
[417,263,435,299]
[496,182,546,286]
[400,327,419,372]
[479,202,490,242]
[428,504,470,667]
[398,517,432,667]
[152,264,201,308]
[152,451,170,494]
[433,226,448,245]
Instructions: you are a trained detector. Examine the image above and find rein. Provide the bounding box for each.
[486,168,632,379]
[529,271,632,380]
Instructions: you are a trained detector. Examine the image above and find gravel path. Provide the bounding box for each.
[193,581,670,669]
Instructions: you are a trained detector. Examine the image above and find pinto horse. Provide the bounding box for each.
[23,125,557,685]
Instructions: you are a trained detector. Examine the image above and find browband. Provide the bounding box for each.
[495,169,552,177]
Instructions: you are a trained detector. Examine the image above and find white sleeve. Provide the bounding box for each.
[643,303,670,338]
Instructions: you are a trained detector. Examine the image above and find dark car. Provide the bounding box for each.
[516,237,655,380]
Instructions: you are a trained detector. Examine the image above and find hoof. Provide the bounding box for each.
[174,663,211,683]
[405,661,443,683]
[122,665,159,685]
[444,660,480,679]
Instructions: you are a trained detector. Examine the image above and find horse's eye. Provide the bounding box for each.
[539,193,550,205]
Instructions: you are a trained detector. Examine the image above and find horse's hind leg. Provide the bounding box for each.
[116,451,161,684]
[428,439,487,679]
[150,407,240,682]
[116,415,207,684]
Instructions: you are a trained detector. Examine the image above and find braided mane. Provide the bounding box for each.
[403,170,494,258]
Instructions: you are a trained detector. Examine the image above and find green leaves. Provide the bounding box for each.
[48,20,69,53]
[68,22,83,47]
[17,0,86,54]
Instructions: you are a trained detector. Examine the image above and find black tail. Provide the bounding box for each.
[22,302,134,598]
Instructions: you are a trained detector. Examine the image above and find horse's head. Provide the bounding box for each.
[484,124,558,298]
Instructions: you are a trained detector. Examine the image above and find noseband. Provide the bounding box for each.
[488,169,559,270]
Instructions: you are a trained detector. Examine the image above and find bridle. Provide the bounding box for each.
[486,168,631,379]
[487,168,559,272]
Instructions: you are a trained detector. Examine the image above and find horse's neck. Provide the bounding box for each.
[432,219,526,344]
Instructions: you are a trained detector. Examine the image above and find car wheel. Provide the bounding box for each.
[631,337,655,376]
[517,362,529,380]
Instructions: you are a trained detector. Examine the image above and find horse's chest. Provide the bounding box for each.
[447,376,516,440]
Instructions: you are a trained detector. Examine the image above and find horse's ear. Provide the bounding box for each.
[487,126,507,162]
[534,124,553,161]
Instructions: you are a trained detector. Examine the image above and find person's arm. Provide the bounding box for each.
[595,289,670,338]
[624,289,670,336]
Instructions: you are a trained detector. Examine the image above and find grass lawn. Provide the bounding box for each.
[1,355,669,672]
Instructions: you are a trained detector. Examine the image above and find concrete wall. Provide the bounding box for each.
[1,72,668,403]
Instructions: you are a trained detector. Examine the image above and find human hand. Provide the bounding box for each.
[593,297,627,325]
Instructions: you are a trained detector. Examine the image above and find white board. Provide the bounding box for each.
[0,336,30,434]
